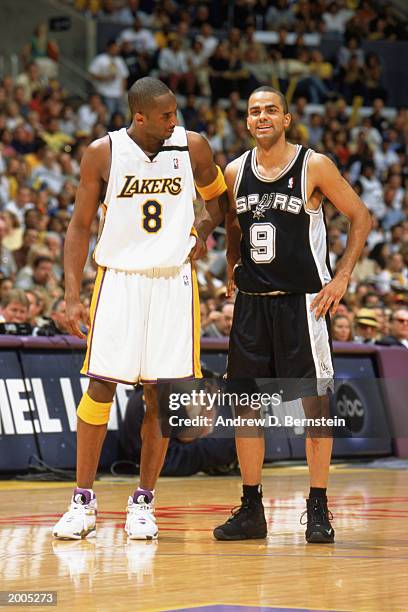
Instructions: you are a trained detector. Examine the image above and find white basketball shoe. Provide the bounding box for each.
[125,491,158,540]
[52,488,97,540]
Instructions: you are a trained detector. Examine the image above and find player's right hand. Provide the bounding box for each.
[64,299,89,340]
[189,234,207,261]
[226,261,239,298]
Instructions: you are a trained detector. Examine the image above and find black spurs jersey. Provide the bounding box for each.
[233,145,332,294]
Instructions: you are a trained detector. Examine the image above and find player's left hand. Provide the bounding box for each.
[189,235,207,260]
[310,275,349,319]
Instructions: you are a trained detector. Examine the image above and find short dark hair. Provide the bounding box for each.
[128,77,172,115]
[249,86,289,114]
[33,255,53,269]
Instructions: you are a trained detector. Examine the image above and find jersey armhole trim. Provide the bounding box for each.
[233,150,250,199]
[104,133,114,209]
[302,148,322,215]
[185,128,197,201]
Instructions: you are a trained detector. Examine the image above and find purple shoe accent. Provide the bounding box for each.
[133,488,154,504]
[73,487,94,505]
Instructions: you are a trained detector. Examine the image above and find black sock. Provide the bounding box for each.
[309,487,327,499]
[243,484,262,501]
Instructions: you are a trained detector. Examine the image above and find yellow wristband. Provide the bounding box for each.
[195,166,227,201]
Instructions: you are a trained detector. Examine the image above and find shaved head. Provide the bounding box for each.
[128,77,172,115]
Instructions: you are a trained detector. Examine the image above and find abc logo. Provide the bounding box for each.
[335,384,365,433]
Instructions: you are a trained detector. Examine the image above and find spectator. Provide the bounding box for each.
[202,303,234,338]
[31,149,65,195]
[118,16,158,57]
[374,137,399,178]
[322,1,354,34]
[1,210,22,251]
[370,97,389,133]
[15,254,55,292]
[376,252,408,294]
[77,93,107,136]
[307,113,324,148]
[0,276,13,299]
[351,244,377,285]
[0,288,29,324]
[361,291,383,308]
[88,40,129,118]
[187,39,211,97]
[0,216,17,279]
[26,288,44,327]
[353,307,379,343]
[21,22,59,80]
[338,36,365,69]
[36,297,69,335]
[40,118,74,154]
[339,53,366,103]
[364,53,386,103]
[242,46,275,93]
[115,0,153,27]
[11,227,39,270]
[158,36,195,95]
[120,40,150,89]
[376,308,408,348]
[265,0,296,30]
[196,23,218,60]
[359,162,386,220]
[15,62,45,104]
[209,43,246,102]
[331,314,353,341]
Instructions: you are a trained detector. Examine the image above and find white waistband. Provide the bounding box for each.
[105,264,188,279]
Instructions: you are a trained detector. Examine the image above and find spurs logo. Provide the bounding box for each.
[253,193,273,219]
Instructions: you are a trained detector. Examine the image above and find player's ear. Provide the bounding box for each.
[284,112,292,129]
[135,111,145,125]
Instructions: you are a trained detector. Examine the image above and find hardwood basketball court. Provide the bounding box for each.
[1,465,407,611]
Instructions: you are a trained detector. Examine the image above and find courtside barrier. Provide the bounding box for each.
[0,337,405,471]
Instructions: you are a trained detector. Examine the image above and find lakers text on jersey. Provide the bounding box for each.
[94,126,196,270]
[82,127,201,383]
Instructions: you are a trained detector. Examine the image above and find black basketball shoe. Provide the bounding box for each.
[213,497,267,541]
[301,497,335,544]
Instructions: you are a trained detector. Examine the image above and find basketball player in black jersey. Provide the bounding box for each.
[208,87,371,543]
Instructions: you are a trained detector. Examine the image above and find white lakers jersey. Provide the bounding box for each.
[94,126,196,270]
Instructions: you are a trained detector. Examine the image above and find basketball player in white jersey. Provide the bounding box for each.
[52,78,227,540]
[197,87,371,543]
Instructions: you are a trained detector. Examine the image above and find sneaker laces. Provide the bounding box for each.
[300,498,333,525]
[127,499,154,515]
[227,497,258,522]
[61,503,88,523]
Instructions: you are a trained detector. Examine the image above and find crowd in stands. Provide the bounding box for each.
[0,0,407,348]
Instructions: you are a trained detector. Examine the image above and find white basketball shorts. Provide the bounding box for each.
[81,262,202,384]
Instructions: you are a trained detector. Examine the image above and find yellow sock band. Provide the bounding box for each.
[195,165,227,200]
[77,392,112,425]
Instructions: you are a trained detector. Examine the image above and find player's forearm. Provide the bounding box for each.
[333,210,372,280]
[64,224,92,300]
[226,211,241,267]
[196,195,227,242]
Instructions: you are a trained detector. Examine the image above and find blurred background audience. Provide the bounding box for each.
[0,0,407,344]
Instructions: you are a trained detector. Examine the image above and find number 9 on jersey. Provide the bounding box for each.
[250,222,276,263]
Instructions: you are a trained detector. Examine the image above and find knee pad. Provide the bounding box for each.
[77,391,113,425]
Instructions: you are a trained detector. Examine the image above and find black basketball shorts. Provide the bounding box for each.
[227,292,334,398]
